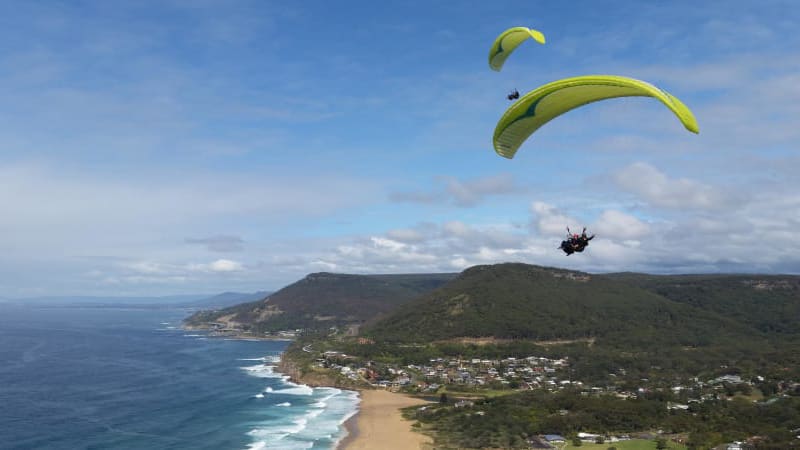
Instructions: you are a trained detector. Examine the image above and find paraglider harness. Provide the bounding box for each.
[559,227,594,255]
[507,89,520,101]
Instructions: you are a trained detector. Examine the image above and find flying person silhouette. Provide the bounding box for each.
[559,227,595,255]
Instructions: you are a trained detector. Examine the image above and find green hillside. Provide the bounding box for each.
[184,272,456,332]
[270,264,800,449]
[365,263,764,350]
[606,273,800,335]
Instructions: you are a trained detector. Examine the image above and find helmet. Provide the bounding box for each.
[573,234,579,238]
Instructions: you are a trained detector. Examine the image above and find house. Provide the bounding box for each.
[711,374,744,384]
[667,403,690,410]
[578,432,600,442]
[543,434,566,443]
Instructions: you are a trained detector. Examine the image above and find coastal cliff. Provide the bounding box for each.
[277,346,370,390]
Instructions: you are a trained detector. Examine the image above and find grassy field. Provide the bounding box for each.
[440,387,519,398]
[733,388,764,402]
[562,439,687,450]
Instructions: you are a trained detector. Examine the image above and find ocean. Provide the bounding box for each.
[0,304,359,450]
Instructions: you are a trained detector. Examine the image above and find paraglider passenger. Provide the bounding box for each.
[559,239,575,255]
[560,227,595,255]
[507,89,520,101]
[574,227,595,253]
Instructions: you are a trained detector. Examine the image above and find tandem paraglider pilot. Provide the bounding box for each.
[560,227,594,256]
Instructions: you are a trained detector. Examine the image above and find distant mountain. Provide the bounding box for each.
[184,272,456,332]
[364,263,789,352]
[181,291,271,309]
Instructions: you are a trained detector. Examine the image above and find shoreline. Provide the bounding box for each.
[181,325,295,342]
[214,329,432,449]
[336,389,433,450]
[182,321,366,447]
[335,405,360,450]
[269,344,432,448]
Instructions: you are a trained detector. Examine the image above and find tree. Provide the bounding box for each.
[596,436,605,444]
[439,393,448,404]
[656,437,668,449]
[572,437,582,446]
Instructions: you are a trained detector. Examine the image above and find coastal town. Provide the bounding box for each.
[312,347,798,405]
[299,345,800,449]
[189,310,800,450]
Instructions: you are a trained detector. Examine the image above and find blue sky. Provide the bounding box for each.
[1,0,798,296]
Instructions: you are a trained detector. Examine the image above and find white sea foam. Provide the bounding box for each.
[269,380,315,396]
[183,334,203,337]
[238,355,282,362]
[245,387,359,449]
[240,364,281,379]
[253,393,264,399]
[242,358,359,450]
[272,386,313,396]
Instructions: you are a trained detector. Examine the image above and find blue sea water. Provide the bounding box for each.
[0,304,359,450]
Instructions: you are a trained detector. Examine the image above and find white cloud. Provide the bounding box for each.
[444,174,521,207]
[613,162,733,209]
[185,235,244,252]
[289,180,800,278]
[442,221,471,237]
[449,257,470,269]
[126,261,168,275]
[310,260,338,271]
[530,202,577,235]
[208,259,244,272]
[0,161,382,295]
[0,162,377,253]
[385,227,426,243]
[594,210,650,240]
[390,174,525,207]
[369,237,407,251]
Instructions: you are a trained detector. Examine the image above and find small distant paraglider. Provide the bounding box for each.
[490,27,544,103]
[488,27,546,72]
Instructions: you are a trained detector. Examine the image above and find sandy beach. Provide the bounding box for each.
[338,390,433,450]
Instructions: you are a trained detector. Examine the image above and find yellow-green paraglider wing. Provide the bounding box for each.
[489,27,546,72]
[493,75,699,159]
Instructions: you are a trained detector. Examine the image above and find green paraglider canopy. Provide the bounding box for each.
[493,75,699,159]
[489,27,546,72]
